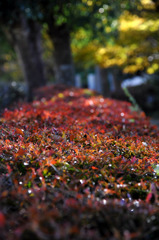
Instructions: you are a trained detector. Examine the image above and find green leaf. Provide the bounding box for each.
[153,164,159,175]
[27,181,32,188]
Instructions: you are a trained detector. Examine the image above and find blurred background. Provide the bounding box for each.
[0,0,159,121]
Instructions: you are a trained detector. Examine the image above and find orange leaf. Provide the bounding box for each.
[45,157,57,166]
[43,110,51,120]
[15,128,24,136]
[7,164,12,174]
[92,166,98,170]
[74,148,79,154]
[14,148,26,160]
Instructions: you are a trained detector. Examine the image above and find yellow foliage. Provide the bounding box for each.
[97,7,159,73]
[119,12,144,31]
[141,0,156,10]
[72,1,159,74]
[123,65,141,74]
[147,68,154,74]
[147,63,159,73]
[87,0,93,6]
[105,26,111,33]
[72,40,98,69]
[95,45,128,68]
[73,28,90,43]
[136,57,144,65]
[119,11,159,48]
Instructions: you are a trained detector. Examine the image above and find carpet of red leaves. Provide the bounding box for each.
[0,85,159,240]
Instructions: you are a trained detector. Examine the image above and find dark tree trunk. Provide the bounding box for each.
[95,66,122,97]
[7,15,46,101]
[95,66,111,97]
[48,21,75,86]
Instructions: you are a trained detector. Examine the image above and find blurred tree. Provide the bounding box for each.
[34,0,102,85]
[29,0,135,85]
[0,0,142,96]
[86,0,159,75]
[0,29,22,82]
[0,1,46,101]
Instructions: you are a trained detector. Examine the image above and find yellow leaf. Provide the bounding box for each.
[58,93,64,98]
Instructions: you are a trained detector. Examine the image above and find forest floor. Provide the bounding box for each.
[0,84,159,240]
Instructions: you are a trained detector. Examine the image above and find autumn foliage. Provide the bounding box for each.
[0,85,159,239]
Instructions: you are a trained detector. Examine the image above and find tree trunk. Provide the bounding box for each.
[95,66,112,97]
[48,22,75,86]
[8,15,46,101]
[95,66,122,97]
